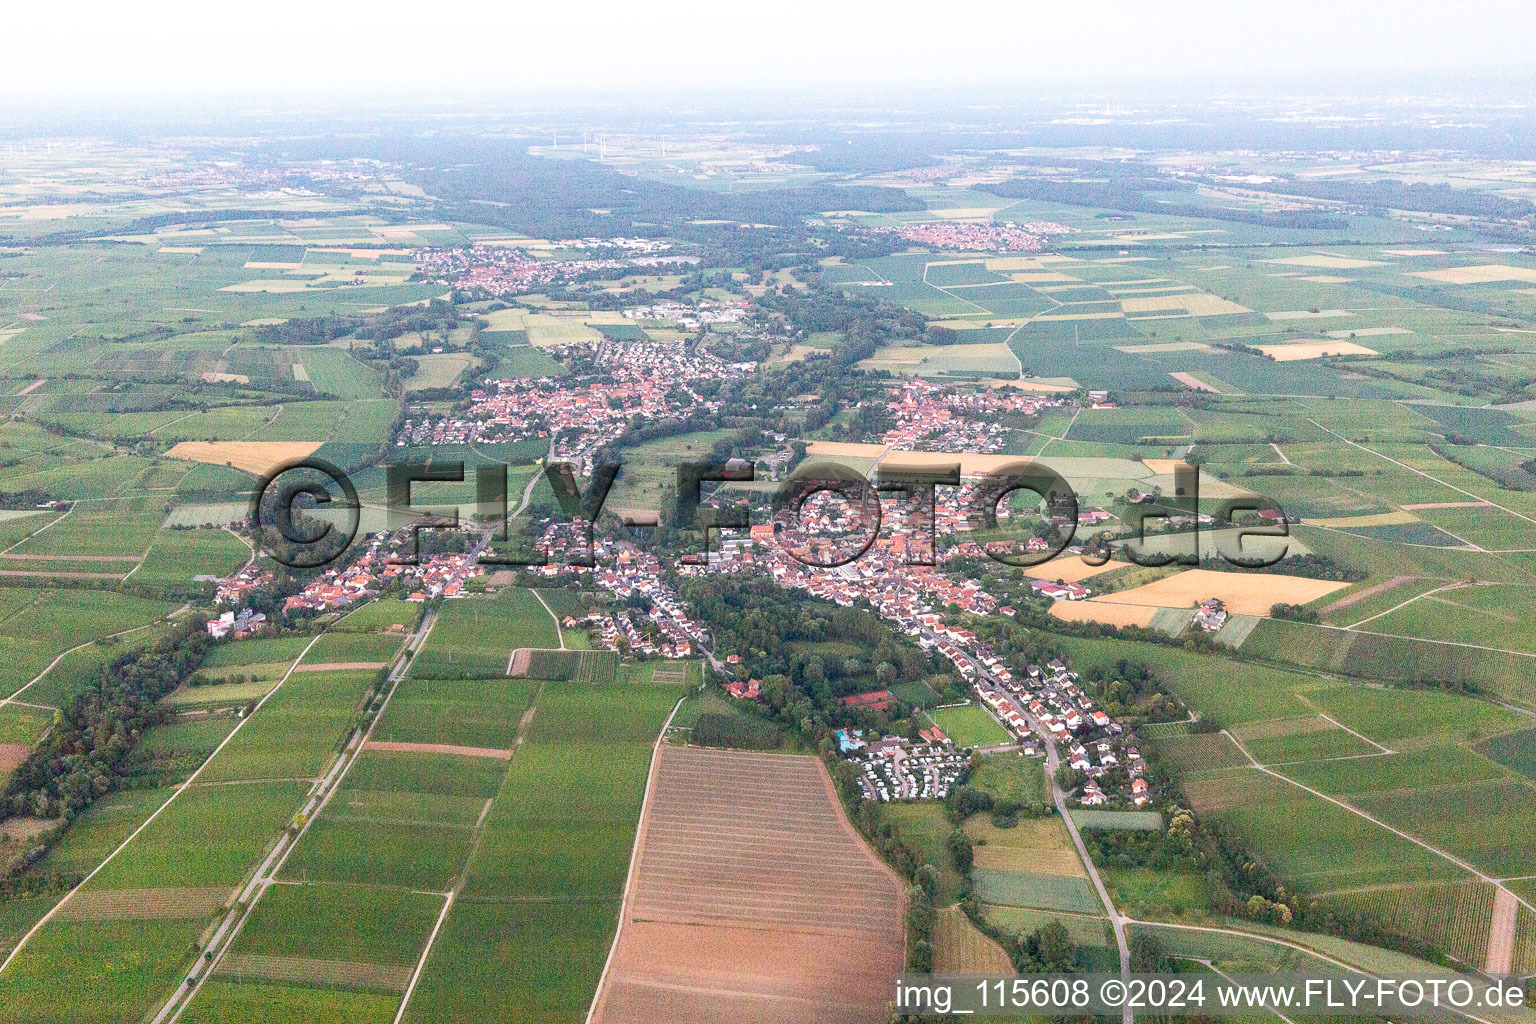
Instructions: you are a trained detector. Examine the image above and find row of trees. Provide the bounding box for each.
[3,618,209,821]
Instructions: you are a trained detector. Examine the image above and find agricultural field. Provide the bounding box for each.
[590,746,904,1024]
[9,82,1536,1023]
[0,588,178,699]
[409,588,557,678]
[401,679,677,1023]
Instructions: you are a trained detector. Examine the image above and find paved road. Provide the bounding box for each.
[154,610,438,1024]
[1041,723,1134,1024]
[0,628,327,978]
[954,647,1133,1022]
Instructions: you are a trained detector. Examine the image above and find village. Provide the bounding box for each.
[222,368,1159,810]
[414,241,689,296]
[877,219,1076,253]
[394,337,754,473]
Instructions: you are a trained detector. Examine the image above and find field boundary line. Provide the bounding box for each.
[1301,618,1536,660]
[0,629,327,976]
[390,672,548,1024]
[1306,417,1536,527]
[394,891,454,1024]
[1344,581,1463,630]
[225,525,255,571]
[0,609,179,708]
[531,589,566,649]
[159,609,438,1024]
[1316,712,1394,753]
[584,695,686,1024]
[1221,729,1536,918]
[1128,918,1502,1024]
[0,502,72,554]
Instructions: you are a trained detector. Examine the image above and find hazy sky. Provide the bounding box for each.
[6,0,1534,99]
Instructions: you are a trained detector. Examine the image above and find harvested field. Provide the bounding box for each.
[590,746,904,1024]
[53,887,230,921]
[1170,371,1220,392]
[1301,511,1419,528]
[1141,458,1190,475]
[0,742,31,775]
[165,441,322,476]
[1264,253,1384,269]
[215,953,412,992]
[362,740,510,760]
[965,818,1084,878]
[1049,602,1157,629]
[1253,341,1379,361]
[807,441,889,460]
[881,450,1035,478]
[1090,568,1348,617]
[1411,264,1536,286]
[1120,293,1251,316]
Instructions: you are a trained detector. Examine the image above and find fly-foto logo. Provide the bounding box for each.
[250,457,1291,571]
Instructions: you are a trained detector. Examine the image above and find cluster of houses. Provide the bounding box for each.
[215,566,274,606]
[879,219,1076,253]
[270,531,483,614]
[882,379,1016,453]
[677,490,1154,807]
[397,338,752,475]
[414,243,687,297]
[1193,597,1228,632]
[974,657,1152,807]
[533,538,708,659]
[1030,578,1091,601]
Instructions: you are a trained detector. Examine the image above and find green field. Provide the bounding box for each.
[197,668,374,783]
[335,599,420,632]
[374,677,535,749]
[968,752,1050,809]
[927,704,1011,748]
[400,678,674,1020]
[410,589,557,678]
[971,869,1101,914]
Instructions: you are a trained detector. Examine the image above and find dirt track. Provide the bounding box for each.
[362,740,510,760]
[1485,887,1517,974]
[590,746,904,1024]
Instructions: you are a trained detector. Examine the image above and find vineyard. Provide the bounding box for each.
[1514,905,1536,976]
[1319,880,1495,968]
[518,648,618,683]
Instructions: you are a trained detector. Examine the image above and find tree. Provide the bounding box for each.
[1033,921,1075,971]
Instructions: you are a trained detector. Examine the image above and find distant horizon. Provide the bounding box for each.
[6,1,1536,102]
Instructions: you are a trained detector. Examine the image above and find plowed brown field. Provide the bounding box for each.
[590,746,904,1024]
